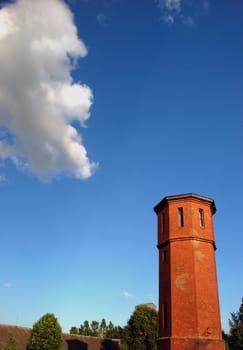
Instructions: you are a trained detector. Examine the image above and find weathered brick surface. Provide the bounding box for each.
[158,337,225,350]
[154,194,224,350]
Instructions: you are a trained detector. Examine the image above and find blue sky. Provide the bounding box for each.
[0,0,242,334]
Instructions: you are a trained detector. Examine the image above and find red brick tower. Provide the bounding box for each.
[154,194,224,350]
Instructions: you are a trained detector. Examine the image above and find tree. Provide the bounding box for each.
[222,331,230,350]
[228,298,243,350]
[28,313,62,350]
[69,326,78,335]
[90,320,99,337]
[124,305,158,350]
[79,319,117,337]
[99,319,107,338]
[106,321,115,339]
[73,319,123,339]
[79,320,91,336]
[5,331,16,350]
[106,322,123,339]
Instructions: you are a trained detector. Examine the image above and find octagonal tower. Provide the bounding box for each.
[154,194,224,350]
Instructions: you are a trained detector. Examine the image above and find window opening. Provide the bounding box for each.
[162,250,167,262]
[161,213,165,232]
[199,208,205,227]
[178,207,184,227]
[162,302,168,328]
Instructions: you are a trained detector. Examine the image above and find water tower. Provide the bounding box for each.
[154,194,224,350]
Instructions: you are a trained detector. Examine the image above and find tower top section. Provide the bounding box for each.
[153,193,216,215]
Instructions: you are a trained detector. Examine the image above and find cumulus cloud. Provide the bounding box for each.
[156,0,209,26]
[0,0,97,181]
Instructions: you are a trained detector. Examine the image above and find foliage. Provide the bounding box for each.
[100,319,107,338]
[69,305,157,350]
[70,319,123,338]
[222,331,230,350]
[79,320,91,336]
[228,298,243,350]
[123,305,158,350]
[28,313,62,350]
[69,326,78,335]
[5,331,16,350]
[90,320,99,337]
[106,321,123,339]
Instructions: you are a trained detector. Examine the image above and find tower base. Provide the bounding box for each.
[157,336,225,350]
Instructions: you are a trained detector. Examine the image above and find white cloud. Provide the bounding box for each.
[163,14,174,25]
[0,0,97,181]
[156,0,209,26]
[96,12,109,27]
[163,0,181,13]
[121,291,134,298]
[156,0,181,24]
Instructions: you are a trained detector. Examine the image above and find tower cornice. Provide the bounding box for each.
[153,193,216,215]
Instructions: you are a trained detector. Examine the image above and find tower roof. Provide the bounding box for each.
[153,193,216,215]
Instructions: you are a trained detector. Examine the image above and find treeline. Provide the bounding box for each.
[1,306,158,350]
[69,319,123,339]
[70,305,159,350]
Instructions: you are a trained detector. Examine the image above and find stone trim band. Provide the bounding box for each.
[157,236,216,250]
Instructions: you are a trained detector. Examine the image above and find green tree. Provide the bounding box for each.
[222,331,230,350]
[106,322,123,339]
[124,305,158,350]
[106,321,115,339]
[28,313,62,350]
[228,298,243,350]
[69,326,78,335]
[74,319,123,339]
[99,319,107,338]
[79,320,91,336]
[5,331,16,350]
[90,320,99,337]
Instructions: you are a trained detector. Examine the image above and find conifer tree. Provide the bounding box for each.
[28,313,62,350]
[124,305,158,350]
[69,326,78,335]
[228,298,243,350]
